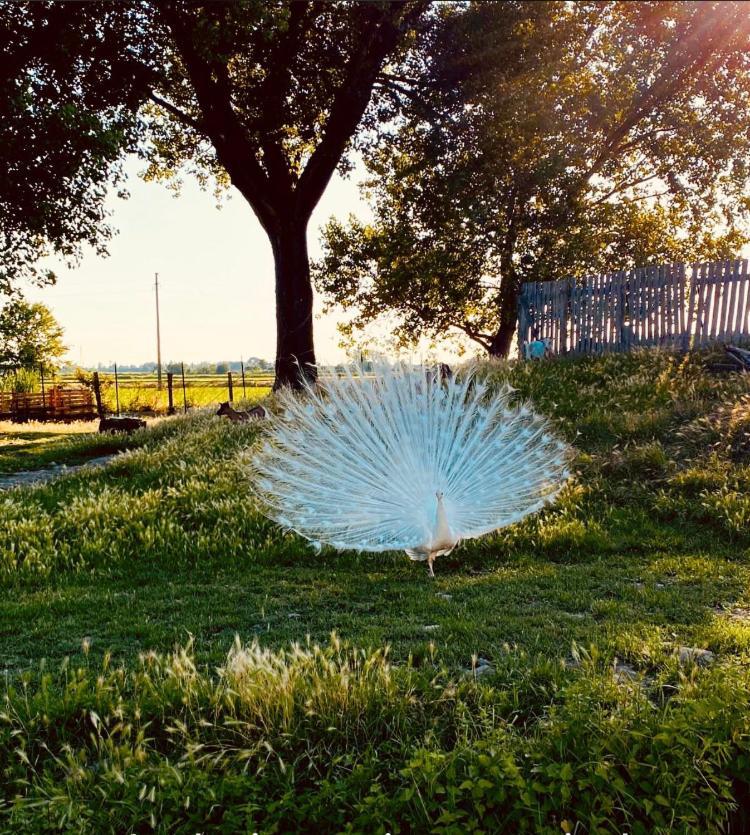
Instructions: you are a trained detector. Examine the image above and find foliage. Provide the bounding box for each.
[0,2,152,293]
[1,348,750,828]
[0,298,66,372]
[314,1,750,356]
[0,0,427,385]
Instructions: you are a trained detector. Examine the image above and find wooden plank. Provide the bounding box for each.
[591,274,600,354]
[676,263,686,345]
[559,279,569,354]
[665,264,675,343]
[649,264,659,345]
[730,261,743,340]
[658,264,666,344]
[519,284,528,349]
[693,262,707,346]
[555,280,564,354]
[707,260,722,344]
[572,282,582,354]
[592,275,601,353]
[641,266,651,345]
[724,259,738,340]
[725,259,741,341]
[701,261,714,345]
[614,272,625,351]
[663,265,674,345]
[738,259,750,338]
[603,273,613,352]
[717,260,730,341]
[639,266,649,345]
[604,273,614,351]
[669,263,680,345]
[629,268,640,345]
[579,279,589,354]
[682,264,698,351]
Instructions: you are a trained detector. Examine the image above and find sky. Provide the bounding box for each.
[24,156,375,368]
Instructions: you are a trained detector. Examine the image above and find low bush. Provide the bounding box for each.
[2,637,749,833]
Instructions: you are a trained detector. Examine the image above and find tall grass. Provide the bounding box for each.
[3,635,750,832]
[2,347,750,830]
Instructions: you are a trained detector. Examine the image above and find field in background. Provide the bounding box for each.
[62,371,273,414]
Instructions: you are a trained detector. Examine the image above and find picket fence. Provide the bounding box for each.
[517,258,750,355]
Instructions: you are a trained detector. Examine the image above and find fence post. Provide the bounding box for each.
[241,360,247,397]
[167,372,175,415]
[181,362,188,414]
[517,287,528,358]
[114,363,120,416]
[684,263,699,351]
[560,279,571,355]
[92,371,104,419]
[39,363,46,412]
[227,371,234,402]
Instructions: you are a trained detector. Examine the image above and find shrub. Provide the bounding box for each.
[2,638,749,833]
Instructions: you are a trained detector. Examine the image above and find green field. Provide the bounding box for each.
[2,350,750,832]
[61,371,273,415]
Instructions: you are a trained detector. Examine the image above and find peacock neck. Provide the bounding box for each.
[432,493,455,550]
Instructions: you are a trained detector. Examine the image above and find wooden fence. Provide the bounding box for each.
[0,386,96,422]
[518,258,750,356]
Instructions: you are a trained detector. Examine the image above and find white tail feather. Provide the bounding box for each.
[251,362,573,566]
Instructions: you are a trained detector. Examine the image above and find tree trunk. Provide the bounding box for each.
[487,315,516,357]
[487,278,520,357]
[269,221,317,390]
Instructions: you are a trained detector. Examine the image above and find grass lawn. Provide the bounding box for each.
[0,420,131,474]
[2,349,750,832]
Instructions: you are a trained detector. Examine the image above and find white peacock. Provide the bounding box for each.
[252,362,573,575]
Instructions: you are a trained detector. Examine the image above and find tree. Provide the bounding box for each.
[1,1,427,387]
[0,298,66,372]
[0,3,152,296]
[314,1,750,357]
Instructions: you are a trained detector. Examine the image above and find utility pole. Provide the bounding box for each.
[154,272,163,390]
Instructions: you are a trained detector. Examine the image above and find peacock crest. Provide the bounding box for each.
[251,362,573,575]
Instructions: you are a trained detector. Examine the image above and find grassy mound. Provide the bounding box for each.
[1,348,750,831]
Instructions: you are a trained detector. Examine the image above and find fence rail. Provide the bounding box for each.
[0,387,96,422]
[518,258,750,356]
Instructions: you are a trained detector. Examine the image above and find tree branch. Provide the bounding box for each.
[157,2,277,232]
[584,4,749,185]
[295,1,427,219]
[148,92,202,132]
[374,77,443,126]
[590,171,662,206]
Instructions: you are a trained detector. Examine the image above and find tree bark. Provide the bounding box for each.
[269,221,317,389]
[487,276,520,357]
[487,313,516,357]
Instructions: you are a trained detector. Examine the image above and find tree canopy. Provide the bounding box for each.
[1,0,426,386]
[0,2,150,295]
[0,298,66,372]
[314,1,750,356]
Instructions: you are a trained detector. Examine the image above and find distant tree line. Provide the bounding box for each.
[61,358,275,375]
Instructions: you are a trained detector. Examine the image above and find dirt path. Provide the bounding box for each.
[0,453,119,490]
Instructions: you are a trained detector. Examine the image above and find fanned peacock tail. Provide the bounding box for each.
[251,362,573,565]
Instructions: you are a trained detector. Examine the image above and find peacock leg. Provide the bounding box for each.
[427,555,435,578]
